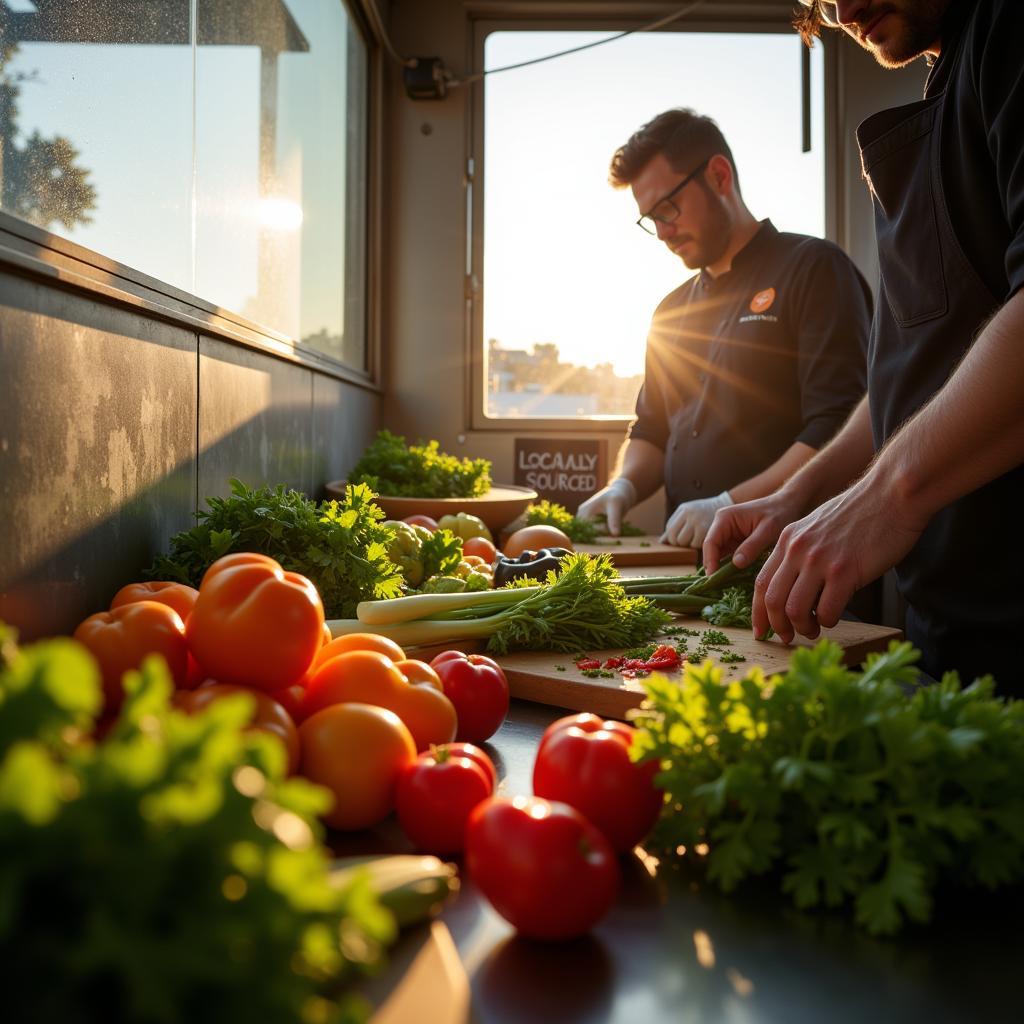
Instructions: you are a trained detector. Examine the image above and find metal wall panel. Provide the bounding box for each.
[197,334,315,499]
[0,272,198,639]
[311,372,379,498]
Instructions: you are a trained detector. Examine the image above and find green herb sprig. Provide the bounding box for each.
[148,479,403,618]
[631,641,1024,935]
[0,629,393,1023]
[348,430,491,498]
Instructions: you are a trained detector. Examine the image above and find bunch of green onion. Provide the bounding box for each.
[326,552,758,654]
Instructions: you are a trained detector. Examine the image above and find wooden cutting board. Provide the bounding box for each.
[573,535,697,566]
[493,619,903,721]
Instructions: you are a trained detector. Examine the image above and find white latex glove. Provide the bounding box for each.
[661,491,733,548]
[576,477,637,536]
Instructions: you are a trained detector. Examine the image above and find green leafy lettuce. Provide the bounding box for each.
[631,641,1024,935]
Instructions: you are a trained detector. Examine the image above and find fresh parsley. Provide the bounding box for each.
[348,430,491,498]
[631,641,1024,935]
[148,479,404,618]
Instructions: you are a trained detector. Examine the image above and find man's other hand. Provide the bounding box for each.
[577,477,637,536]
[660,491,732,548]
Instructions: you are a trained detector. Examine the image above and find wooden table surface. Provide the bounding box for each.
[342,699,1021,1024]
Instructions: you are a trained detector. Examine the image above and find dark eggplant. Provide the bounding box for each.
[492,546,573,586]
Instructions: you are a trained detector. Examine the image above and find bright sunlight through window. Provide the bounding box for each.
[483,30,825,419]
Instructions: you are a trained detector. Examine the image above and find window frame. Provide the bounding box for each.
[466,7,839,433]
[0,0,383,391]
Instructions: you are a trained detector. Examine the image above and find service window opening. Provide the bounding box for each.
[482,30,825,420]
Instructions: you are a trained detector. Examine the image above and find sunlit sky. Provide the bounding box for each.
[8,13,822,377]
[483,30,825,377]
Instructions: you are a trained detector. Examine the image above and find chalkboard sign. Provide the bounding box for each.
[513,439,607,513]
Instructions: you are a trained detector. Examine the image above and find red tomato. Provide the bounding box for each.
[465,796,619,940]
[177,683,300,775]
[462,536,497,563]
[270,682,307,724]
[396,746,493,854]
[402,514,439,533]
[532,713,663,853]
[74,600,188,711]
[430,651,510,743]
[444,742,498,792]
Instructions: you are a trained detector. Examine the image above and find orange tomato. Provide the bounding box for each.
[315,632,406,670]
[185,552,324,692]
[462,536,498,563]
[178,683,300,774]
[304,650,457,751]
[394,659,444,692]
[74,600,188,711]
[110,581,200,622]
[299,703,417,830]
[502,525,574,558]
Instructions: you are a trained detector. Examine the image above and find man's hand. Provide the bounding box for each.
[707,476,924,644]
[660,491,732,548]
[703,489,806,575]
[577,477,637,536]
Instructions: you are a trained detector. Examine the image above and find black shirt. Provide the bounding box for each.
[930,0,1024,305]
[629,220,871,514]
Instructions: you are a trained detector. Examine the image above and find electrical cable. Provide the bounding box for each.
[363,0,708,85]
[449,1,707,88]
[364,0,416,68]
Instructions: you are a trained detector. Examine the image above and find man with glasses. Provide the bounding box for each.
[705,0,1024,693]
[579,108,871,556]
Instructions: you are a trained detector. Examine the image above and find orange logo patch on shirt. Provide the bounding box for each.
[749,287,776,313]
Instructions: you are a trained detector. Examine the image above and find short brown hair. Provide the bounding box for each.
[608,108,740,193]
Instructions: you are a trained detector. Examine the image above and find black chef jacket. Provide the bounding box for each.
[859,0,1024,691]
[628,220,871,515]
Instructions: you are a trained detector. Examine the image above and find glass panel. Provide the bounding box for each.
[0,0,369,371]
[483,30,826,419]
[195,0,368,369]
[0,0,194,291]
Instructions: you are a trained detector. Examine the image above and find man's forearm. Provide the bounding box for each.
[612,437,665,504]
[869,288,1024,523]
[779,396,876,513]
[729,442,817,504]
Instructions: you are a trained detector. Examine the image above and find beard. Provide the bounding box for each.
[849,0,951,68]
[677,192,732,271]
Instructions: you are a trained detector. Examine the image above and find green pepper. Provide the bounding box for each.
[384,521,426,586]
[436,513,493,543]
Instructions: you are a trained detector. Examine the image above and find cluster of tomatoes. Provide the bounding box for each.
[72,551,511,835]
[72,547,664,942]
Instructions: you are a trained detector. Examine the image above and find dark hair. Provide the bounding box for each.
[793,3,825,47]
[608,108,740,194]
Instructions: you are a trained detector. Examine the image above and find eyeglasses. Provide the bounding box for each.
[636,157,711,235]
[797,0,840,27]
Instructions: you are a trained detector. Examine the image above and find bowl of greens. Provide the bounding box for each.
[329,430,537,533]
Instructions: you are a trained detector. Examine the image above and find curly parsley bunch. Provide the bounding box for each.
[631,641,1024,935]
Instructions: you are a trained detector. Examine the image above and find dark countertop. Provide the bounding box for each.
[338,700,1022,1024]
